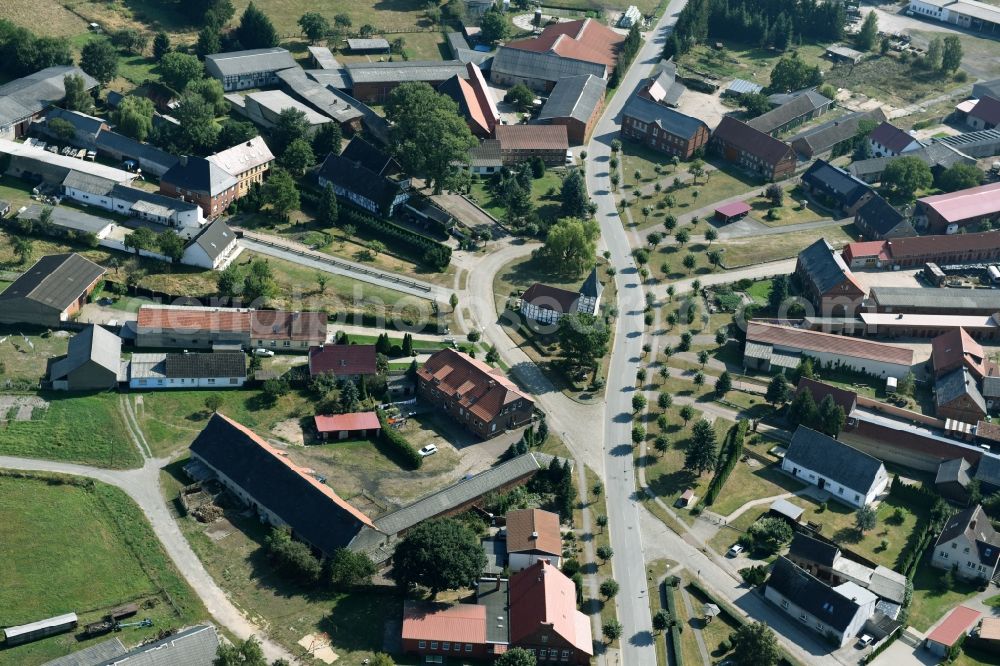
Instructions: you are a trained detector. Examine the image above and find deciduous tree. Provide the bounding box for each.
[298,12,329,42]
[262,167,299,216]
[389,518,487,597]
[942,35,963,72]
[882,156,933,200]
[480,6,510,44]
[62,73,93,113]
[81,38,118,84]
[730,622,780,666]
[538,217,600,276]
[558,312,609,369]
[114,95,155,142]
[938,163,983,192]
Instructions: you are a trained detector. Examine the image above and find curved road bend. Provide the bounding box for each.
[585,2,691,662]
[0,455,298,664]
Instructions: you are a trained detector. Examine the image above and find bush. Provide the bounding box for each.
[376,410,422,469]
[266,527,322,583]
[336,206,451,271]
[704,420,749,506]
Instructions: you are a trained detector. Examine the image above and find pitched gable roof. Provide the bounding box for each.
[936,366,987,415]
[918,182,1000,224]
[315,152,403,213]
[935,505,1000,568]
[713,116,794,166]
[795,377,858,416]
[621,94,707,139]
[539,74,606,124]
[249,310,327,342]
[190,413,375,553]
[789,108,887,156]
[521,283,580,314]
[506,508,561,556]
[495,125,569,151]
[416,348,534,422]
[870,122,922,154]
[308,344,378,376]
[189,218,237,263]
[767,557,864,632]
[509,560,593,655]
[747,90,832,134]
[747,321,914,367]
[797,238,863,295]
[505,19,623,68]
[0,66,98,127]
[161,156,237,196]
[936,457,972,487]
[785,426,886,495]
[340,136,401,177]
[438,74,492,135]
[314,411,380,433]
[49,325,121,381]
[932,327,986,377]
[801,159,872,208]
[970,96,1000,126]
[205,47,297,77]
[788,533,840,568]
[402,601,487,644]
[0,253,105,311]
[207,136,274,177]
[855,194,908,237]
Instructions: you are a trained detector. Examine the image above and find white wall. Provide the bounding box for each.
[130,375,245,390]
[773,345,911,380]
[509,552,562,572]
[933,535,997,580]
[781,457,888,507]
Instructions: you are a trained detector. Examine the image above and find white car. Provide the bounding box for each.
[857,634,874,648]
[251,348,275,357]
[418,444,438,457]
[727,544,744,558]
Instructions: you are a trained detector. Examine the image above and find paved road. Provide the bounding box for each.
[585,2,691,661]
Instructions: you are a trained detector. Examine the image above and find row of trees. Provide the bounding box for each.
[0,19,72,80]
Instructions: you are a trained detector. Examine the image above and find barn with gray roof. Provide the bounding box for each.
[0,253,106,327]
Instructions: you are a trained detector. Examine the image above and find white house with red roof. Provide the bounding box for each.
[314,411,381,441]
[308,344,378,380]
[868,121,924,158]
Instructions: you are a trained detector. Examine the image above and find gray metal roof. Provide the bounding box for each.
[275,68,364,124]
[538,74,606,123]
[191,218,237,263]
[492,47,606,84]
[984,376,1000,398]
[304,67,352,91]
[347,38,391,50]
[50,324,122,381]
[936,457,972,486]
[205,48,297,77]
[766,557,863,633]
[94,129,180,173]
[94,625,219,666]
[346,60,468,84]
[797,238,854,295]
[790,108,887,156]
[372,453,546,535]
[19,203,113,235]
[871,286,1000,311]
[869,566,907,604]
[724,79,763,96]
[0,252,105,311]
[43,637,126,666]
[161,156,237,196]
[785,426,885,495]
[63,170,116,196]
[0,66,98,127]
[747,90,832,134]
[307,45,340,70]
[936,366,987,414]
[620,94,707,139]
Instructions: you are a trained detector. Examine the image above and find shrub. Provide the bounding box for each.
[376,411,422,469]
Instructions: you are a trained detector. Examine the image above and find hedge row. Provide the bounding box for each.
[898,521,934,578]
[663,577,683,666]
[889,474,938,510]
[377,410,422,469]
[861,626,903,664]
[704,419,749,506]
[343,310,447,335]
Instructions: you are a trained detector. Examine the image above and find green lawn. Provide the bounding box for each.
[823,50,968,107]
[0,392,142,468]
[750,186,828,228]
[686,583,740,662]
[0,473,206,665]
[676,42,828,88]
[707,459,802,518]
[469,170,566,225]
[909,559,983,631]
[0,328,70,383]
[716,222,858,268]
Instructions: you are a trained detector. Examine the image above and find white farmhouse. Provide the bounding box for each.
[932,504,1000,582]
[128,351,247,390]
[782,426,889,507]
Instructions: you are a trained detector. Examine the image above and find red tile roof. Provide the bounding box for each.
[712,116,795,167]
[918,182,1000,224]
[417,348,533,422]
[402,601,487,643]
[505,19,624,67]
[250,310,327,342]
[970,96,1000,126]
[495,125,569,151]
[467,62,500,125]
[870,121,919,154]
[314,411,381,433]
[886,230,1000,259]
[137,305,251,333]
[715,201,751,218]
[746,321,914,367]
[506,508,561,556]
[509,561,593,656]
[926,605,980,647]
[932,327,986,378]
[841,240,891,264]
[521,283,580,314]
[309,344,378,376]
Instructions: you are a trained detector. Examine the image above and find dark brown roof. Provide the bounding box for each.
[970,96,1000,126]
[165,351,246,379]
[0,253,105,311]
[712,116,795,166]
[795,377,858,416]
[870,122,919,154]
[506,508,561,556]
[521,282,579,314]
[308,344,378,376]
[747,321,913,366]
[416,348,533,422]
[250,310,327,342]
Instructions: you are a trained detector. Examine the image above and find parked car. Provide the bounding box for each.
[251,348,275,357]
[727,544,743,558]
[418,444,438,457]
[857,634,874,648]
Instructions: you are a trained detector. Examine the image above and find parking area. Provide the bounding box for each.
[851,267,926,291]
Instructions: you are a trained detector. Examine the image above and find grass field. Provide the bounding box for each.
[0,392,142,468]
[469,170,567,225]
[716,222,857,268]
[909,558,983,632]
[0,473,206,665]
[676,42,828,89]
[0,329,71,382]
[751,186,829,228]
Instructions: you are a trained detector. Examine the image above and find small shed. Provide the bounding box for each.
[825,44,865,65]
[723,79,763,98]
[714,200,751,223]
[676,489,695,508]
[314,411,381,441]
[768,498,804,523]
[347,38,390,54]
[926,606,980,657]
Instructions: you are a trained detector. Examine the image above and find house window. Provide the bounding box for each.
[430,641,438,650]
[799,614,808,623]
[442,642,450,651]
[208,378,216,384]
[953,543,958,549]
[465,644,472,652]
[855,494,860,501]
[539,649,547,658]
[838,487,844,495]
[283,340,291,347]
[418,641,426,649]
[561,650,569,660]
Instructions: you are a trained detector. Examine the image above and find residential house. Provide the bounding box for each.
[249,310,327,350]
[936,367,988,423]
[508,561,593,664]
[135,305,325,350]
[469,140,502,175]
[226,89,333,135]
[620,95,709,159]
[128,351,247,390]
[765,557,877,647]
[308,344,378,381]
[710,116,797,181]
[495,125,569,166]
[747,90,833,137]
[438,62,500,138]
[869,122,924,157]
[0,253,105,327]
[538,74,606,144]
[181,218,242,270]
[926,606,982,658]
[505,508,562,571]
[849,142,976,184]
[62,171,205,234]
[0,137,135,186]
[786,533,842,582]
[48,325,123,391]
[967,96,1000,130]
[519,268,603,325]
[401,601,493,661]
[346,61,469,104]
[204,48,298,92]
[275,68,365,134]
[0,66,98,139]
[637,59,685,108]
[853,194,916,240]
[936,457,973,502]
[782,426,889,507]
[744,321,914,379]
[347,38,391,54]
[416,348,534,439]
[789,108,887,159]
[341,137,407,182]
[933,504,1000,581]
[795,238,866,317]
[916,182,1000,234]
[800,160,874,215]
[316,151,410,216]
[159,155,239,219]
[206,136,274,198]
[314,412,381,441]
[932,328,988,379]
[490,19,624,92]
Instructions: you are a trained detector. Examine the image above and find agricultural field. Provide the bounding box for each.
[0,392,142,468]
[0,473,206,666]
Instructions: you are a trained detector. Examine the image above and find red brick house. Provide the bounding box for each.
[620,94,709,159]
[159,156,239,219]
[794,239,866,317]
[401,602,492,661]
[936,367,987,423]
[416,348,534,439]
[932,328,988,380]
[308,344,378,381]
[842,231,1000,269]
[509,561,594,665]
[710,116,796,181]
[537,74,606,144]
[495,125,569,166]
[916,182,1000,234]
